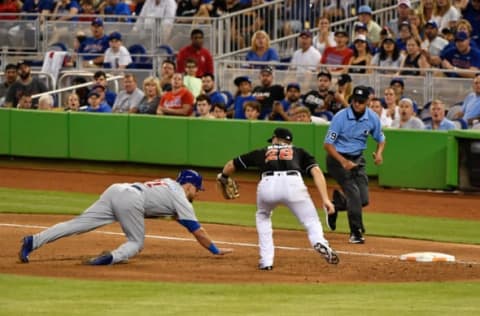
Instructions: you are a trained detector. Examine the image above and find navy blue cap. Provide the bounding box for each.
[390,77,404,87]
[287,82,301,90]
[267,127,293,143]
[176,169,204,191]
[234,76,252,86]
[109,31,122,41]
[91,18,103,27]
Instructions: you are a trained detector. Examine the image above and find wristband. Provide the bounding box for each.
[208,243,220,254]
[221,173,228,179]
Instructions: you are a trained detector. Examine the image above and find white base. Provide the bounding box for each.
[399,252,455,262]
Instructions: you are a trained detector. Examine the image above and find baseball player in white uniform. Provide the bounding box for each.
[220,127,339,270]
[19,170,233,265]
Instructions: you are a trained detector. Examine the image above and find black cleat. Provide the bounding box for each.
[85,252,114,265]
[258,265,273,271]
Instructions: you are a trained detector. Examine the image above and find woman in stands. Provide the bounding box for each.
[312,15,336,55]
[346,34,372,74]
[384,87,400,124]
[64,93,81,111]
[245,30,280,68]
[132,76,162,115]
[370,36,405,74]
[399,36,431,76]
[433,0,461,31]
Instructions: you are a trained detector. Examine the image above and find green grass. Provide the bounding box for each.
[0,187,478,244]
[1,274,479,316]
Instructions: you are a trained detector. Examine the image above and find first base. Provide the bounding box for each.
[399,252,455,262]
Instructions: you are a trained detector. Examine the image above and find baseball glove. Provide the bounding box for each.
[216,173,240,200]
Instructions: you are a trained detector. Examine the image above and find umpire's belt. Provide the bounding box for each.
[339,153,362,160]
[262,171,300,178]
[131,184,143,192]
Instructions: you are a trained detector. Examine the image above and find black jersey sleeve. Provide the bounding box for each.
[297,147,318,174]
[233,149,266,170]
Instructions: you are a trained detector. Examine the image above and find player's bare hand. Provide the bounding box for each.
[217,248,233,255]
[341,159,357,170]
[372,152,383,165]
[324,200,335,214]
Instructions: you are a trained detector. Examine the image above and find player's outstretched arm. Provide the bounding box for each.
[221,160,236,176]
[310,166,335,214]
[191,227,233,255]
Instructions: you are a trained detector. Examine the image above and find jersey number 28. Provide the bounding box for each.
[265,147,293,161]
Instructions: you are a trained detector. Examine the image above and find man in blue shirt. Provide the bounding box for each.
[441,32,480,78]
[454,73,480,126]
[425,100,456,130]
[86,91,112,113]
[324,85,386,244]
[78,18,110,68]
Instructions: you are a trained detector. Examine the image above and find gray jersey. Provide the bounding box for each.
[133,178,198,221]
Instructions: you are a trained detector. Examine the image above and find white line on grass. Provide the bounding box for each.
[2,223,479,265]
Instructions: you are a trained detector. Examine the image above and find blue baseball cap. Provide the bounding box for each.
[425,20,438,29]
[287,82,301,91]
[91,18,103,27]
[234,76,252,86]
[455,31,469,41]
[358,5,372,15]
[176,169,204,191]
[109,31,122,41]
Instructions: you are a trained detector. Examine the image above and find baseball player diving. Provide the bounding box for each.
[19,170,233,265]
[218,127,339,270]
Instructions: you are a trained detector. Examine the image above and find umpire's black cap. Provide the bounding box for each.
[352,85,370,102]
[268,127,293,143]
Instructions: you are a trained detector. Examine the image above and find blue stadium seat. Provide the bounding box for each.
[220,90,234,109]
[453,118,468,129]
[157,44,175,63]
[127,44,152,69]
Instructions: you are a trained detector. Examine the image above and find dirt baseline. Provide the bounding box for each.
[0,167,479,284]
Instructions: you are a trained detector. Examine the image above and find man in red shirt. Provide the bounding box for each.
[176,29,214,77]
[157,72,195,116]
[321,29,353,74]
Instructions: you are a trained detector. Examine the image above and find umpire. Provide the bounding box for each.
[323,85,386,244]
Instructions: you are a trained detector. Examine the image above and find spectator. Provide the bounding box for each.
[417,0,436,25]
[462,0,480,48]
[131,76,161,114]
[176,0,202,21]
[134,0,177,42]
[312,15,336,55]
[176,29,214,77]
[280,0,311,44]
[85,90,112,112]
[441,31,480,78]
[357,5,381,47]
[16,93,33,109]
[389,77,418,112]
[232,75,255,119]
[347,34,372,74]
[78,0,96,22]
[77,18,110,68]
[157,72,195,116]
[453,74,480,126]
[101,0,132,22]
[0,63,17,106]
[350,22,373,52]
[71,76,89,106]
[64,92,81,111]
[183,58,202,98]
[408,8,426,40]
[370,97,393,127]
[201,73,228,106]
[321,29,353,74]
[212,102,228,119]
[195,94,214,118]
[392,98,425,128]
[159,59,176,91]
[396,21,414,52]
[112,74,145,113]
[52,0,80,22]
[104,31,132,69]
[252,65,285,119]
[425,99,456,129]
[37,94,54,110]
[421,20,449,67]
[243,100,261,120]
[93,71,116,106]
[269,82,301,121]
[302,70,336,115]
[399,36,431,76]
[370,36,405,74]
[433,0,461,31]
[290,30,322,73]
[333,73,352,110]
[441,19,479,52]
[291,105,329,124]
[388,0,412,35]
[383,87,400,123]
[245,30,279,68]
[4,61,47,108]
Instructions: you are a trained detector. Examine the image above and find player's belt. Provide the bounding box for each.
[339,153,362,160]
[131,184,143,192]
[262,171,300,177]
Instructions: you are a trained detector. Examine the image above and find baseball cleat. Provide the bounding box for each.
[258,265,273,271]
[19,235,33,263]
[349,234,365,244]
[324,207,338,231]
[84,251,113,265]
[314,243,339,264]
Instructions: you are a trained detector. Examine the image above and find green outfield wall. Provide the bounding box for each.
[1,108,479,190]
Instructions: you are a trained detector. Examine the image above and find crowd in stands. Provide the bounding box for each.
[1,0,480,130]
